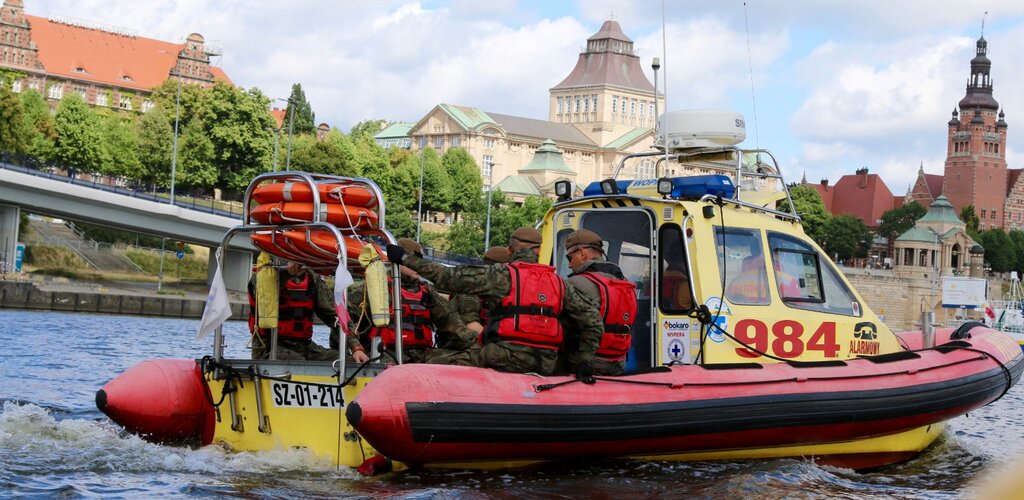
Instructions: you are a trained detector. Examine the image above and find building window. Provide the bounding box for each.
[141,99,154,112]
[557,97,563,114]
[11,79,20,93]
[418,136,427,149]
[95,92,107,107]
[482,155,494,177]
[640,101,645,118]
[433,124,443,133]
[484,137,495,149]
[433,136,443,148]
[591,94,597,112]
[981,209,987,219]
[612,96,618,113]
[992,209,997,220]
[119,95,132,110]
[575,95,580,113]
[451,136,460,147]
[47,84,63,99]
[583,96,589,113]
[630,99,636,116]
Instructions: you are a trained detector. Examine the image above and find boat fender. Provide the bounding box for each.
[951,321,985,340]
[359,244,391,327]
[356,454,393,476]
[254,252,279,329]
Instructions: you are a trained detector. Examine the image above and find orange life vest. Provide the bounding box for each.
[581,271,638,361]
[487,262,565,350]
[371,282,434,349]
[249,273,316,340]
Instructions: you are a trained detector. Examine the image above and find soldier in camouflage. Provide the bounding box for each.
[387,227,604,377]
[440,246,512,347]
[347,238,473,363]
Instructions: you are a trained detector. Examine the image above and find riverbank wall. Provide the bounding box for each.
[0,280,250,318]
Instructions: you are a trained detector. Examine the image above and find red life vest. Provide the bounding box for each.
[248,273,317,340]
[371,282,434,349]
[581,272,638,361]
[487,262,565,350]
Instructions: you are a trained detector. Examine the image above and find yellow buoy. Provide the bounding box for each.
[358,245,390,327]
[254,252,279,329]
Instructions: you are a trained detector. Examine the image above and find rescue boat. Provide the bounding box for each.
[96,111,1023,472]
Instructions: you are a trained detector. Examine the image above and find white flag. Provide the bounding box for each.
[197,249,233,340]
[334,259,354,337]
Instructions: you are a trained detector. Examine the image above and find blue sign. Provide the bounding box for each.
[176,250,185,260]
[14,243,24,272]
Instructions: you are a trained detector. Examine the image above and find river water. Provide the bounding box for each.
[1,309,1022,498]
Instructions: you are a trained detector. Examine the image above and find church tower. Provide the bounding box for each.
[548,20,661,146]
[942,35,1008,230]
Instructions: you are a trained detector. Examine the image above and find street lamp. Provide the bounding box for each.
[275,98,296,171]
[415,145,425,242]
[484,159,495,251]
[265,126,281,171]
[169,74,182,206]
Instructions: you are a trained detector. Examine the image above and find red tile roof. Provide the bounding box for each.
[271,108,286,129]
[26,15,230,91]
[829,171,896,227]
[1008,169,1023,196]
[809,182,834,211]
[923,173,943,199]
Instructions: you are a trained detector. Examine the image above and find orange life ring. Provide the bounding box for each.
[250,230,379,267]
[249,202,379,229]
[251,182,378,208]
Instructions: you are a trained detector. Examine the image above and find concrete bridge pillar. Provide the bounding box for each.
[0,204,20,274]
[210,248,252,293]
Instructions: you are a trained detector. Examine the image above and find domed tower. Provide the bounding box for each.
[942,35,1008,230]
[548,20,661,144]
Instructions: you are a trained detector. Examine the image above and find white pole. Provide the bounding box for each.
[484,164,493,251]
[416,148,425,242]
[285,104,295,171]
[169,76,181,206]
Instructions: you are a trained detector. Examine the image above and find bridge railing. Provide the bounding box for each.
[0,152,245,219]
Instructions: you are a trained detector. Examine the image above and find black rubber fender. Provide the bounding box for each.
[951,321,986,340]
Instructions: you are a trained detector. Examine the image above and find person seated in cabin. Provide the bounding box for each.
[725,254,770,304]
[561,229,639,376]
[385,227,604,377]
[346,238,471,363]
[659,233,693,311]
[439,246,512,347]
[248,259,368,363]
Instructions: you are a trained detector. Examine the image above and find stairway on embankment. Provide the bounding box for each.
[24,218,145,274]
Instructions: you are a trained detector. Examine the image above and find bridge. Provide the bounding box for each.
[0,161,254,291]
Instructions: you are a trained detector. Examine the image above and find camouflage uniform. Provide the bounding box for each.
[403,249,604,375]
[567,257,628,376]
[347,275,471,363]
[249,270,349,361]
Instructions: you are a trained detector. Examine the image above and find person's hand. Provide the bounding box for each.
[466,321,484,334]
[385,244,406,264]
[352,349,370,363]
[575,362,595,384]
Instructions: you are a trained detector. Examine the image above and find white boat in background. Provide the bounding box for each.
[990,272,1024,351]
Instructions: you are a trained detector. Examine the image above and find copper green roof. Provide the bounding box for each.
[374,122,414,139]
[520,139,573,173]
[604,127,651,149]
[496,175,541,196]
[438,104,496,131]
[917,195,963,225]
[895,226,939,243]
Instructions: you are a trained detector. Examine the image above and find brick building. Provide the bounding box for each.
[0,0,230,111]
[807,168,902,228]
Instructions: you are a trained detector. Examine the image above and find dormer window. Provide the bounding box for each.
[73,67,87,74]
[121,75,133,82]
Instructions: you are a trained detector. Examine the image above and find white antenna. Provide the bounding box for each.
[743,2,760,150]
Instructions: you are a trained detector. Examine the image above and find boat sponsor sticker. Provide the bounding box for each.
[704,297,730,343]
[661,318,691,363]
[849,322,880,355]
[733,319,841,359]
[271,381,344,409]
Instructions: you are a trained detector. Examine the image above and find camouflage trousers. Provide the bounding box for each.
[251,336,340,362]
[378,347,431,364]
[592,357,625,376]
[427,341,558,375]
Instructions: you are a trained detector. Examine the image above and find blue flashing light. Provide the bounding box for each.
[663,175,736,199]
[582,180,632,197]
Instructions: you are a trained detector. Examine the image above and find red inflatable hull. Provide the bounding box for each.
[346,327,1023,467]
[96,359,214,446]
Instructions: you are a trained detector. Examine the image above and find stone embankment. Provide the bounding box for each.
[0,279,250,319]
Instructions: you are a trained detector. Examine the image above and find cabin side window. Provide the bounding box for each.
[767,231,862,317]
[714,227,770,306]
[659,224,693,313]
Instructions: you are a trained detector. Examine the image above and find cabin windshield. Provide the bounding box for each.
[767,231,862,317]
[715,227,770,306]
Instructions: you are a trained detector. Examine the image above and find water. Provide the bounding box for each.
[1,309,1022,498]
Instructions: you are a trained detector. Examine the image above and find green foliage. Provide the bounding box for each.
[150,79,205,131]
[961,205,980,239]
[877,201,927,242]
[286,83,316,135]
[1009,230,1024,273]
[20,90,55,159]
[23,244,88,269]
[202,82,274,190]
[443,147,483,222]
[96,112,140,178]
[488,191,553,248]
[350,119,385,138]
[822,215,871,261]
[419,148,452,215]
[445,218,486,257]
[979,229,1015,273]
[124,249,208,279]
[53,94,104,172]
[0,83,28,154]
[355,134,392,195]
[177,118,217,189]
[74,221,164,248]
[137,105,174,187]
[777,185,829,245]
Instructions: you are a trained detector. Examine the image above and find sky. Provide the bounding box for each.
[29,0,1024,193]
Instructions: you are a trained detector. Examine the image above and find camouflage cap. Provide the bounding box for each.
[483,246,512,264]
[509,227,542,247]
[565,229,604,254]
[397,238,423,256]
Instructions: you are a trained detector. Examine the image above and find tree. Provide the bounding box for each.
[20,89,56,160]
[202,82,275,191]
[1009,229,1024,274]
[52,93,104,173]
[176,118,217,190]
[979,229,1014,273]
[419,148,452,217]
[289,133,342,174]
[350,119,386,138]
[961,205,980,238]
[777,184,830,245]
[488,191,553,248]
[149,79,205,132]
[0,83,28,154]
[96,112,140,178]
[286,83,315,135]
[353,133,392,195]
[877,201,927,242]
[137,105,174,188]
[443,148,483,223]
[822,215,871,261]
